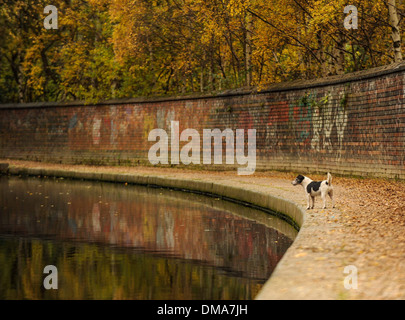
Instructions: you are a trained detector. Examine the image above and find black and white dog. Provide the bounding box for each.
[292,172,334,210]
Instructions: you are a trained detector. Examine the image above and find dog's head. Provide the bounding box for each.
[292,175,305,186]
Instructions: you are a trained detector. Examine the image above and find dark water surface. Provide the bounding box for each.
[0,176,296,300]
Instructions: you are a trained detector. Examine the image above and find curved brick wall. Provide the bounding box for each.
[1,62,405,179]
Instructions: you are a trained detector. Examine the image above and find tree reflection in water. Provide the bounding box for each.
[0,176,296,300]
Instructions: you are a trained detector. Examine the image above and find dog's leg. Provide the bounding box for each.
[306,194,311,210]
[311,196,315,209]
[329,190,335,208]
[322,193,327,209]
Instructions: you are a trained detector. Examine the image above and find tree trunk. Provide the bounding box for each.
[245,11,253,87]
[316,31,327,77]
[17,50,25,103]
[200,66,204,93]
[333,33,345,75]
[388,0,403,62]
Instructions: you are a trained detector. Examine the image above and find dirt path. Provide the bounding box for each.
[2,159,405,299]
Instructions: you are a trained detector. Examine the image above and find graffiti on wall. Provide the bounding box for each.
[289,93,313,145]
[309,91,348,158]
[265,91,348,158]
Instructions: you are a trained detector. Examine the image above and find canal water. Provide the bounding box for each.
[0,176,297,300]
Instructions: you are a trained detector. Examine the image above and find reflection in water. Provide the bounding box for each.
[0,176,296,300]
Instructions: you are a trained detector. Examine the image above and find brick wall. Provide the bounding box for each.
[1,62,405,179]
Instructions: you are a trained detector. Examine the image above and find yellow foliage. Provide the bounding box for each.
[0,0,402,102]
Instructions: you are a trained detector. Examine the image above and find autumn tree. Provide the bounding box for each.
[0,0,404,103]
[388,0,402,62]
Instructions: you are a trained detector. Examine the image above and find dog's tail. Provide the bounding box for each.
[327,172,332,186]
